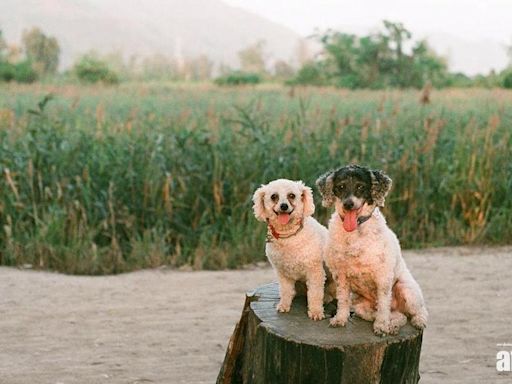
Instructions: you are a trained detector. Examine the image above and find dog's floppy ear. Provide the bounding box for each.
[316,171,335,208]
[252,184,267,221]
[297,181,315,217]
[370,169,392,207]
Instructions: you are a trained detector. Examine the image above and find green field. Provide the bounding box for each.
[0,83,510,274]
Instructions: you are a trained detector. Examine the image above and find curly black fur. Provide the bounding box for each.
[316,164,392,208]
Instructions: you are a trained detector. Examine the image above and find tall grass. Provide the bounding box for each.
[0,83,510,274]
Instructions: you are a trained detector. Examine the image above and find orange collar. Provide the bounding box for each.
[266,218,304,242]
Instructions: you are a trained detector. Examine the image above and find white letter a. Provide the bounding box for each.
[496,351,511,372]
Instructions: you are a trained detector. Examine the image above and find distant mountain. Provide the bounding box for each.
[0,0,304,70]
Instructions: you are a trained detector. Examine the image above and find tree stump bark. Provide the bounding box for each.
[217,282,423,384]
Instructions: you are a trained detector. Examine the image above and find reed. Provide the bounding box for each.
[0,83,510,274]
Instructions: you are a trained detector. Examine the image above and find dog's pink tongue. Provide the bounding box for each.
[343,210,358,232]
[277,213,290,225]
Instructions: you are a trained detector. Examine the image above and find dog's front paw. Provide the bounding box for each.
[276,302,291,313]
[373,318,391,336]
[308,308,325,321]
[329,313,349,327]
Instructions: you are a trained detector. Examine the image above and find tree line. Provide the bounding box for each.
[292,21,512,89]
[1,21,512,88]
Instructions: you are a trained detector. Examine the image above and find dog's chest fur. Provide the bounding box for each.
[326,211,396,299]
[266,218,327,281]
[336,235,382,298]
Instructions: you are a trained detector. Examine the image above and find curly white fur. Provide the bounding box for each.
[252,179,335,321]
[320,174,428,335]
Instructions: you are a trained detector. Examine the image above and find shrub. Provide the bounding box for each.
[74,55,119,84]
[215,71,261,86]
[13,61,38,83]
[0,60,38,83]
[288,62,327,86]
[502,70,512,89]
[0,61,15,82]
[443,72,473,88]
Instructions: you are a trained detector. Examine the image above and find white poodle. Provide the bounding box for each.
[252,179,335,321]
[316,165,428,335]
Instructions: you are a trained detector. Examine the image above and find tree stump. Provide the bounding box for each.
[217,282,423,384]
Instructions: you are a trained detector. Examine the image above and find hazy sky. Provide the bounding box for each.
[224,0,512,40]
[224,0,512,74]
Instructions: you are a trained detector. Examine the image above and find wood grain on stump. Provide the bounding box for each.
[217,282,423,384]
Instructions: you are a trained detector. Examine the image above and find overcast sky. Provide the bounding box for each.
[224,0,512,75]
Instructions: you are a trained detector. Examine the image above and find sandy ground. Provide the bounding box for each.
[1,247,512,384]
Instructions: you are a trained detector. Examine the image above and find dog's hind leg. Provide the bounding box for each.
[352,296,376,321]
[393,273,428,329]
[353,296,406,334]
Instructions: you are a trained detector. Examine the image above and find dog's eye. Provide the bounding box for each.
[288,193,295,200]
[357,185,365,191]
[335,185,345,193]
[270,193,278,202]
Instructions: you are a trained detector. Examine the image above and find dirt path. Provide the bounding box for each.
[1,247,511,383]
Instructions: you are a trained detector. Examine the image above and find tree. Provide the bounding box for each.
[22,27,60,75]
[292,21,449,89]
[503,70,512,89]
[409,40,448,87]
[382,20,411,87]
[238,40,267,74]
[290,62,327,86]
[0,30,37,83]
[319,30,388,88]
[74,54,119,84]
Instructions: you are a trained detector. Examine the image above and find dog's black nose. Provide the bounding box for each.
[280,203,289,211]
[343,199,354,210]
